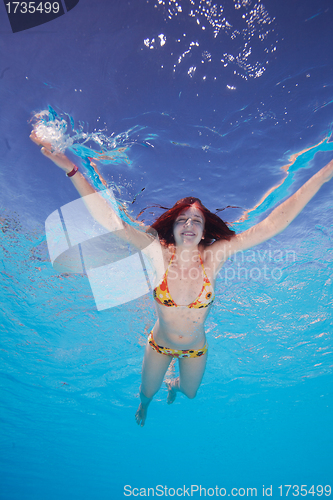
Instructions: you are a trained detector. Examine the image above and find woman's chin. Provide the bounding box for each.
[178,237,200,247]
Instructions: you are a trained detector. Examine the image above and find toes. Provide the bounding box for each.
[135,408,145,427]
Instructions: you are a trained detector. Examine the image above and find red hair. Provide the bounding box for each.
[150,197,235,246]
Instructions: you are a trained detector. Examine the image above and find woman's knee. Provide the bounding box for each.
[179,385,198,399]
[140,385,158,401]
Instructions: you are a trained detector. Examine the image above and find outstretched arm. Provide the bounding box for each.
[30,131,153,248]
[214,158,333,259]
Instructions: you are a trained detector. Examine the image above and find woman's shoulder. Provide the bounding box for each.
[160,243,174,260]
[200,236,237,266]
[140,238,171,281]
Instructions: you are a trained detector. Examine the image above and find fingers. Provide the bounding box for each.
[41,147,51,156]
[30,128,71,171]
[30,129,52,150]
[41,146,60,158]
[41,146,62,160]
[29,131,40,145]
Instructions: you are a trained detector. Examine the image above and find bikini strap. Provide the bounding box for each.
[198,253,206,271]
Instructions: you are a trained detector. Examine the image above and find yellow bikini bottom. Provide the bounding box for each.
[148,332,208,358]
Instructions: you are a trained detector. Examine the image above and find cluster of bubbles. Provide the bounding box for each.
[145,0,278,82]
[32,107,133,161]
[32,108,74,153]
[31,107,135,190]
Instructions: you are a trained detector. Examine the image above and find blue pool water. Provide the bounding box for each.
[0,0,333,499]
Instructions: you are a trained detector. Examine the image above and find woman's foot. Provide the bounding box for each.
[135,403,148,427]
[135,389,152,427]
[165,377,179,405]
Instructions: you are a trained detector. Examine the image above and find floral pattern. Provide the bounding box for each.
[148,332,207,358]
[153,253,215,308]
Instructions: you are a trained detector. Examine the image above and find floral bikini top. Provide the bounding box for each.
[153,253,215,309]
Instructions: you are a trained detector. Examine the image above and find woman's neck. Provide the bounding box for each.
[173,245,201,266]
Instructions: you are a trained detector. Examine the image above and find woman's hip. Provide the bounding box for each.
[148,331,208,359]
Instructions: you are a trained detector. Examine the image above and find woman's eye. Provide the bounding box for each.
[176,218,202,224]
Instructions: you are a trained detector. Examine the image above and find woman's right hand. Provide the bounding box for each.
[30,130,76,174]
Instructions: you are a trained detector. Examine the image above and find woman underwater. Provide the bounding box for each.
[30,129,333,426]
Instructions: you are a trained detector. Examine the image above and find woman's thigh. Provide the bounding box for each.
[178,352,207,398]
[140,342,172,398]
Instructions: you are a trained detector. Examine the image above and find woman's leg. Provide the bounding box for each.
[166,352,207,404]
[135,341,172,426]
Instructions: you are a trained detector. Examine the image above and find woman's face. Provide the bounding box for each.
[173,205,205,247]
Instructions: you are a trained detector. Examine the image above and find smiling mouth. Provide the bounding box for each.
[182,232,195,236]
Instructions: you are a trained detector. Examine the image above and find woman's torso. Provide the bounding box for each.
[152,244,218,349]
